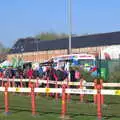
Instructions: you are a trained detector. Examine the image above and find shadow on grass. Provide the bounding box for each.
[103,115,120,120]
[0,105,120,120]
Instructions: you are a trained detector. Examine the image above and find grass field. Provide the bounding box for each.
[0,93,120,120]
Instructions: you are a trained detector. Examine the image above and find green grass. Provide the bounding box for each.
[0,93,120,120]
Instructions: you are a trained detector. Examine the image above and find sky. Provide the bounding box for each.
[0,0,120,47]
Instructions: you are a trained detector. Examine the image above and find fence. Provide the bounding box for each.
[97,59,120,80]
[0,77,120,120]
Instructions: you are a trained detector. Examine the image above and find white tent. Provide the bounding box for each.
[101,45,120,60]
[32,62,39,70]
[0,60,11,68]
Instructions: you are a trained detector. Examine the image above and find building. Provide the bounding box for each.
[7,31,120,63]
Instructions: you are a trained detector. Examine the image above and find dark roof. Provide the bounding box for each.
[9,31,120,54]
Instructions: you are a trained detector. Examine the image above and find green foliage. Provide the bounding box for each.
[0,42,5,54]
[70,66,95,82]
[35,32,68,40]
[108,66,120,82]
[79,70,95,82]
[0,42,10,53]
[11,56,24,68]
[0,42,10,62]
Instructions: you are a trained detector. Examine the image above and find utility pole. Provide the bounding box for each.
[36,39,39,62]
[68,0,72,54]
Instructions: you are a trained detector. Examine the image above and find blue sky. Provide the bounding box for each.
[0,0,120,47]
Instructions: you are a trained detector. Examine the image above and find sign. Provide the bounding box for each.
[45,88,50,93]
[16,88,20,92]
[66,89,97,95]
[115,90,120,95]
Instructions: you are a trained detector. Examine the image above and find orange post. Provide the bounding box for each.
[28,77,31,88]
[4,83,9,113]
[36,77,39,96]
[46,77,49,88]
[12,76,15,87]
[100,79,104,105]
[53,73,58,100]
[67,78,70,102]
[94,79,97,104]
[20,76,23,95]
[31,84,36,116]
[2,75,4,87]
[55,80,58,100]
[20,76,23,88]
[96,83,102,120]
[7,77,10,87]
[79,79,84,102]
[46,77,49,97]
[28,77,32,96]
[61,84,66,118]
[36,77,39,88]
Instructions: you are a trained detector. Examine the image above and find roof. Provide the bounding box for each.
[9,31,120,54]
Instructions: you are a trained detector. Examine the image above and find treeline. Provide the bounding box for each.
[0,32,70,62]
[0,42,9,62]
[35,32,69,40]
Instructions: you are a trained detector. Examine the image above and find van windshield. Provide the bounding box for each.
[78,59,95,66]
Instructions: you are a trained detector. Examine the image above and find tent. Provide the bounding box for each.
[101,45,120,60]
[0,60,12,68]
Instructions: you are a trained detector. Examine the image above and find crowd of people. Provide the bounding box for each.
[0,65,80,82]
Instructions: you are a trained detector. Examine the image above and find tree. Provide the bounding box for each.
[0,42,4,54]
[0,42,10,62]
[35,32,68,40]
[109,66,120,82]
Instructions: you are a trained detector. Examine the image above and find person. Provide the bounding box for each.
[27,68,33,78]
[46,66,57,81]
[79,75,87,102]
[80,75,86,89]
[70,67,76,82]
[56,67,67,81]
[75,70,80,81]
[0,69,3,77]
[38,66,43,78]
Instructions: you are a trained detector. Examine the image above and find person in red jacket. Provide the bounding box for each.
[27,68,33,78]
[0,71,3,77]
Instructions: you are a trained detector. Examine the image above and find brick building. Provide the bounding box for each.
[7,31,120,63]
